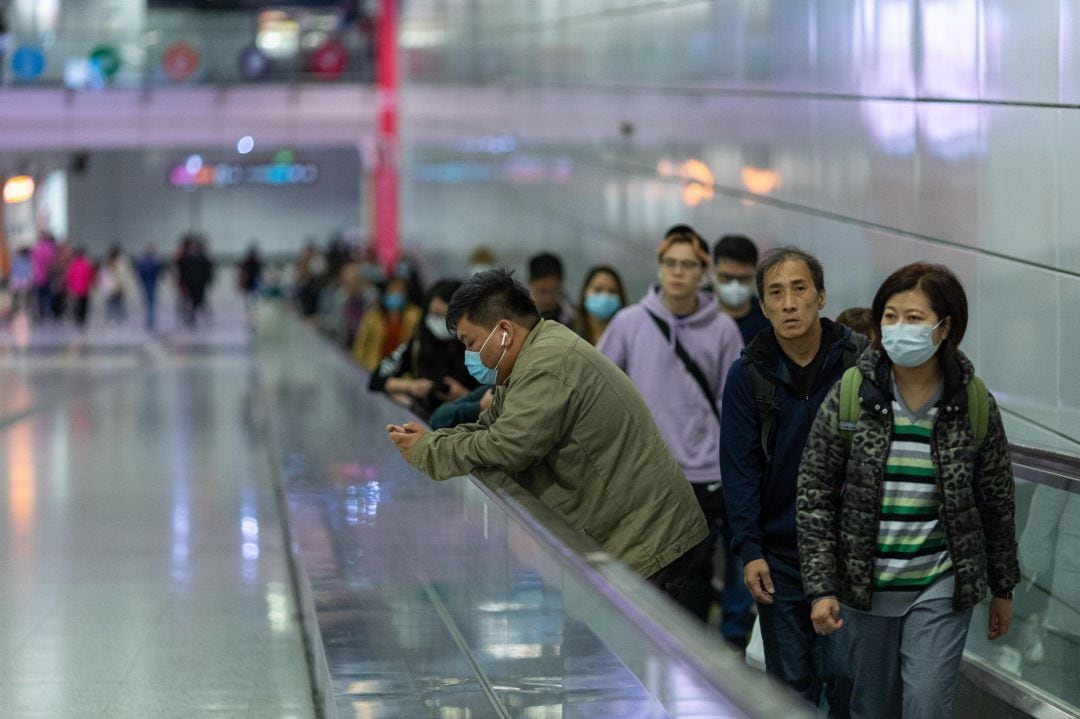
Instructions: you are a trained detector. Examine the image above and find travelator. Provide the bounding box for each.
[254,305,1080,718]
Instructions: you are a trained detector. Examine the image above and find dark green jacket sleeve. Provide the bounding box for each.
[411,370,573,481]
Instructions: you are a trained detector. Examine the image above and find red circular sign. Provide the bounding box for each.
[310,41,347,78]
[163,42,200,81]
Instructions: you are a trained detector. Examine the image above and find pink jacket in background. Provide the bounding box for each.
[30,240,57,286]
[65,257,95,297]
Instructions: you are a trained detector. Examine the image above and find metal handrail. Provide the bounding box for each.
[468,469,814,719]
[1010,443,1080,492]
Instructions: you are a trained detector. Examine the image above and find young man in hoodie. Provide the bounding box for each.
[720,246,863,715]
[598,225,745,631]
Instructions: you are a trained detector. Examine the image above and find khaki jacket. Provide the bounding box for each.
[411,320,707,577]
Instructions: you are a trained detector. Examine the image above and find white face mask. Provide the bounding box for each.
[881,319,944,367]
[717,279,753,308]
[425,314,453,341]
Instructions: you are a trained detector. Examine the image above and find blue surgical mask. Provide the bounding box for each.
[881,320,944,368]
[382,292,407,311]
[584,292,621,320]
[464,325,507,385]
[425,314,453,341]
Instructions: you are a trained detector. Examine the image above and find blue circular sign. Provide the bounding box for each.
[12,45,46,80]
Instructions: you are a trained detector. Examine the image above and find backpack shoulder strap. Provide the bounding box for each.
[746,362,780,462]
[838,366,863,451]
[966,375,990,451]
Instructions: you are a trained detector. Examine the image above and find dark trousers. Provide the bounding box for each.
[680,484,755,641]
[757,551,851,717]
[646,540,706,603]
[72,296,89,328]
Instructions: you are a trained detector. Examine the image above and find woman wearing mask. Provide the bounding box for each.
[352,278,422,371]
[797,263,1019,719]
[571,265,627,346]
[368,280,478,419]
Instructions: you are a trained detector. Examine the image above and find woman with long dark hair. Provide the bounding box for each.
[570,265,627,346]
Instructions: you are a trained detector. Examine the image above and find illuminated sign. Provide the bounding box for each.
[169,161,319,189]
[3,176,35,204]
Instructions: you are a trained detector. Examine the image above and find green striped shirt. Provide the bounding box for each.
[874,404,953,591]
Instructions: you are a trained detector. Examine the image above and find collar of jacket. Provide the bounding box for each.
[740,317,853,388]
[857,346,977,411]
[504,318,555,383]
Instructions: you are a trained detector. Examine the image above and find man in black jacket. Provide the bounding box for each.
[720,246,863,715]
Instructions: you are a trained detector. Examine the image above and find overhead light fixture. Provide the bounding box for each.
[4,175,35,204]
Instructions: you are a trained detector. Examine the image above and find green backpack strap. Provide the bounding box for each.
[966,375,990,451]
[838,366,863,452]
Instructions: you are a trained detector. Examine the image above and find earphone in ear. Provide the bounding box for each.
[501,331,508,347]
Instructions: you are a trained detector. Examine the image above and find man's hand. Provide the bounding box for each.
[387,422,428,463]
[479,388,495,412]
[744,558,775,605]
[988,597,1013,640]
[408,379,436,399]
[435,376,470,401]
[811,597,843,635]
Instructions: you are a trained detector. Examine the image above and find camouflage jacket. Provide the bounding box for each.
[797,347,1020,611]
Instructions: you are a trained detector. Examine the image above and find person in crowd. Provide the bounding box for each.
[237,243,264,300]
[721,246,865,714]
[49,242,72,321]
[177,237,214,327]
[570,265,627,346]
[527,252,573,325]
[30,232,58,321]
[797,263,1018,719]
[467,245,497,277]
[136,243,165,331]
[393,255,426,308]
[835,307,878,345]
[100,246,131,324]
[714,234,771,343]
[368,280,478,419]
[386,269,708,598]
[294,241,326,317]
[316,262,370,349]
[352,277,422,371]
[64,247,95,330]
[9,246,33,316]
[598,225,746,634]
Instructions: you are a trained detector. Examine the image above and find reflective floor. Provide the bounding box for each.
[0,296,314,718]
[256,305,757,719]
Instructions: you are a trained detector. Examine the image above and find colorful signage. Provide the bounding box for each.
[163,42,200,81]
[169,161,318,189]
[11,46,46,81]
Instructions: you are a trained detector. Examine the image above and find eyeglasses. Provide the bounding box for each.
[660,258,703,272]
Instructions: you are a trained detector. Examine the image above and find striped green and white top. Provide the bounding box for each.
[874,402,953,591]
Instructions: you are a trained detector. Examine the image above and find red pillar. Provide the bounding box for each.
[373,0,400,273]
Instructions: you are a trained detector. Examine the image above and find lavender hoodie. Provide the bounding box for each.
[598,287,743,483]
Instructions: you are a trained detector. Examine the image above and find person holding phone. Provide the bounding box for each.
[387,269,707,597]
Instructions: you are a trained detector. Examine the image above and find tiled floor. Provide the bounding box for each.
[0,296,314,718]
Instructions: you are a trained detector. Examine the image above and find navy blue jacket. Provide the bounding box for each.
[721,319,862,564]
